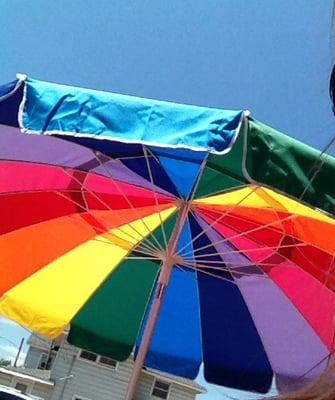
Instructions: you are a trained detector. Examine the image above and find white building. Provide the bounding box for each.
[0,334,205,400]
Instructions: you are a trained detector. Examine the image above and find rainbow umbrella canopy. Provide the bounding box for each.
[1,75,335,396]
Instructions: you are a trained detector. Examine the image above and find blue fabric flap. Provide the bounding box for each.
[20,78,244,154]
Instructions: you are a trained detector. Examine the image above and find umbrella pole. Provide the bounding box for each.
[125,201,191,400]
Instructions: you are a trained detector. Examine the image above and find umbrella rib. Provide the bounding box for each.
[192,160,247,200]
[91,237,158,258]
[256,196,288,257]
[181,212,299,258]
[184,242,307,260]
[295,349,335,382]
[53,189,159,256]
[59,163,161,251]
[194,205,334,258]
[179,262,238,285]
[188,203,335,258]
[192,183,247,200]
[182,137,335,261]
[115,154,155,161]
[182,261,269,278]
[293,244,335,286]
[177,185,260,254]
[183,253,298,268]
[3,186,162,255]
[124,256,161,260]
[91,150,169,252]
[298,138,335,202]
[183,222,335,287]
[90,150,168,253]
[187,153,210,204]
[60,191,159,255]
[143,146,168,248]
[65,211,158,257]
[182,257,335,281]
[86,155,163,250]
[145,146,185,200]
[53,189,147,245]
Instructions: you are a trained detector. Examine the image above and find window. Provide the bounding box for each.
[79,350,97,362]
[98,356,117,369]
[78,349,118,370]
[46,354,55,370]
[10,379,33,396]
[36,351,54,370]
[14,383,28,394]
[37,352,48,369]
[73,396,92,400]
[151,379,170,399]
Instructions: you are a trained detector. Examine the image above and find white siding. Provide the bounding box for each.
[31,382,52,399]
[23,335,203,400]
[25,346,46,369]
[48,342,200,400]
[27,334,55,351]
[133,372,153,400]
[50,344,131,400]
[135,373,198,400]
[0,372,12,386]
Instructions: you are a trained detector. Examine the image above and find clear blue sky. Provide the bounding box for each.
[1,1,335,399]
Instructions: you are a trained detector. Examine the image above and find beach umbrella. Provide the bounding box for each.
[0,76,335,399]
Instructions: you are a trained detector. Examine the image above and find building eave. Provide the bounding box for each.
[0,368,54,386]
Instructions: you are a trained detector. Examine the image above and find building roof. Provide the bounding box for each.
[144,368,206,394]
[0,367,54,386]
